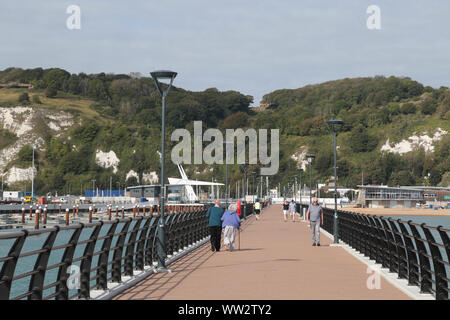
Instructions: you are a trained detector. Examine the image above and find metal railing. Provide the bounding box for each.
[0,205,208,300]
[300,204,450,300]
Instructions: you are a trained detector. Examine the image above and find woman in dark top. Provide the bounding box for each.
[282,201,289,222]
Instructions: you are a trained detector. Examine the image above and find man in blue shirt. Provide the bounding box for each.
[206,200,224,252]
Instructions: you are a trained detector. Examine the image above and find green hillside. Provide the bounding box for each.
[0,68,448,196]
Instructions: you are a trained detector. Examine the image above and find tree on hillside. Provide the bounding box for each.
[421,97,437,115]
[18,92,30,104]
[349,125,378,153]
[45,84,57,98]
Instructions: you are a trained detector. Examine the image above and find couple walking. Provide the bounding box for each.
[206,200,241,252]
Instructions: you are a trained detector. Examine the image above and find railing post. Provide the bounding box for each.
[43,208,47,225]
[111,219,132,283]
[34,209,40,229]
[421,224,448,300]
[144,217,158,266]
[29,226,60,300]
[124,217,143,276]
[0,230,28,300]
[21,207,25,224]
[135,217,152,270]
[397,220,420,286]
[78,222,103,299]
[65,208,70,226]
[96,220,119,290]
[408,222,433,294]
[56,225,83,300]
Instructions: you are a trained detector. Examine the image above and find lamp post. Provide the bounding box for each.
[326,119,344,245]
[298,168,303,204]
[251,171,256,214]
[240,162,248,219]
[151,70,177,270]
[293,176,297,203]
[306,154,315,205]
[223,141,232,208]
[31,145,35,197]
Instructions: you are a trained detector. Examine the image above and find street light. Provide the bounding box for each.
[306,154,315,205]
[326,119,344,245]
[293,176,297,203]
[240,162,248,219]
[151,69,177,271]
[223,141,233,207]
[31,145,35,198]
[251,171,256,214]
[298,168,303,204]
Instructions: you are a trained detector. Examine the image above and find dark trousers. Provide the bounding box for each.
[209,226,222,251]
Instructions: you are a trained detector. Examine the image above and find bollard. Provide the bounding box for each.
[89,206,92,223]
[29,205,33,218]
[21,208,25,224]
[121,206,124,218]
[72,205,75,218]
[59,204,62,215]
[133,206,136,218]
[65,208,69,226]
[108,205,111,221]
[150,205,153,215]
[39,207,43,223]
[35,209,39,229]
[43,208,47,225]
[116,206,119,217]
[93,204,96,215]
[76,204,79,216]
[143,205,146,217]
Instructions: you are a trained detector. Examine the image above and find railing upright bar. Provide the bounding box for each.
[78,222,103,299]
[0,230,28,300]
[55,226,83,300]
[29,226,60,300]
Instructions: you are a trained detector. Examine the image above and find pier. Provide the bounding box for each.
[0,201,448,300]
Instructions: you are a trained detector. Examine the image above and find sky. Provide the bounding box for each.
[1,0,449,106]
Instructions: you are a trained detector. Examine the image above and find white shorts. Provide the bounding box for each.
[283,210,288,215]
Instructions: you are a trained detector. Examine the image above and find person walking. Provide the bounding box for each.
[289,199,296,222]
[282,200,289,222]
[206,200,224,252]
[221,203,241,251]
[306,197,324,246]
[236,199,241,217]
[254,199,261,220]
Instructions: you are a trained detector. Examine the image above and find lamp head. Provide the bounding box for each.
[306,154,315,164]
[326,119,344,135]
[150,70,177,96]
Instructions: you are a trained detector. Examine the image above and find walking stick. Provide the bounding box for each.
[238,227,240,250]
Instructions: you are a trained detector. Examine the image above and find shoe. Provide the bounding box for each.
[317,243,320,246]
[312,243,316,246]
[211,248,215,252]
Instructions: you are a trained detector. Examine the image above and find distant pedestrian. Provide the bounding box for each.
[254,199,261,220]
[306,197,324,246]
[282,200,289,222]
[236,200,241,217]
[221,203,241,251]
[206,200,224,252]
[289,200,296,222]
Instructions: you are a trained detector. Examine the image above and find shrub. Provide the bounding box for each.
[18,92,29,103]
[31,95,41,104]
